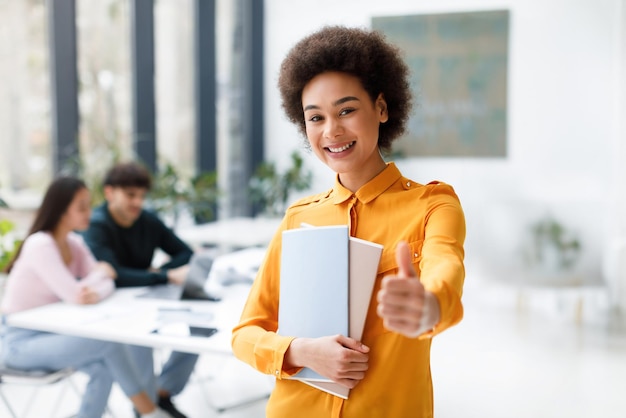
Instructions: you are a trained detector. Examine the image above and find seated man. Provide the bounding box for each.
[84,161,204,418]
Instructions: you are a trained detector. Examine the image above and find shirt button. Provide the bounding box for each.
[406,181,411,187]
[275,370,280,376]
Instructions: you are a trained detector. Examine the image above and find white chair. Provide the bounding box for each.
[0,366,82,418]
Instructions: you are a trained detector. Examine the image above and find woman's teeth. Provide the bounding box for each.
[327,142,355,153]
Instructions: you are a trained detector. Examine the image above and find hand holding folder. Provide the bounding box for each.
[278,225,383,398]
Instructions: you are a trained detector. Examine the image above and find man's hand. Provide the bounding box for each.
[376,241,440,338]
[285,335,370,389]
[167,264,190,285]
[77,287,100,305]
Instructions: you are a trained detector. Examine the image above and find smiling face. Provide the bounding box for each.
[302,71,389,192]
[104,186,147,227]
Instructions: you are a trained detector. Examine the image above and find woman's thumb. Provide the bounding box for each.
[396,241,417,279]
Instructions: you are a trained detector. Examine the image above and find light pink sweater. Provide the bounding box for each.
[1,231,115,314]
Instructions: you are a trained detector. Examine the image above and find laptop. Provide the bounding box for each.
[136,281,221,302]
[136,255,221,302]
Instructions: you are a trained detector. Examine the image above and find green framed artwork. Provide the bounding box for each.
[372,10,509,157]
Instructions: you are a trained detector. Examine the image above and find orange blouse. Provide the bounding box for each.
[232,162,466,418]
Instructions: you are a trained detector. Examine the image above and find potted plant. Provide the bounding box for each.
[248,151,313,217]
[525,215,581,275]
[0,219,22,277]
[188,171,220,224]
[148,162,220,227]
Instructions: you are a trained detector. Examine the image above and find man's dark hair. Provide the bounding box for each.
[103,161,152,190]
[278,25,413,154]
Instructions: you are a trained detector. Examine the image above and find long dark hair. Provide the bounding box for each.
[4,176,87,273]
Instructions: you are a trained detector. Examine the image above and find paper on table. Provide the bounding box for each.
[157,307,214,327]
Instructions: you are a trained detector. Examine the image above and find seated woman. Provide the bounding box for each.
[0,176,173,418]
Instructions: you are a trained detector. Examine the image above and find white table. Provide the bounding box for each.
[5,283,272,413]
[4,246,275,413]
[5,284,252,355]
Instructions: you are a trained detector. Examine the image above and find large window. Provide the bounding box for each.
[76,0,196,187]
[0,0,197,199]
[0,0,51,197]
[76,0,133,190]
[154,0,195,179]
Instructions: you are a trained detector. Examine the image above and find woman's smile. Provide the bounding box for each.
[326,141,356,154]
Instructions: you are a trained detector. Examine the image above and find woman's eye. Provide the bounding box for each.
[339,108,355,116]
[308,115,322,122]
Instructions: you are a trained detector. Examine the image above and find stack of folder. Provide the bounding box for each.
[278,224,383,398]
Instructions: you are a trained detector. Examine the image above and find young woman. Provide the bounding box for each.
[231,26,466,418]
[0,176,173,418]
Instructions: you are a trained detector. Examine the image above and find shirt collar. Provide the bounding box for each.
[331,162,402,205]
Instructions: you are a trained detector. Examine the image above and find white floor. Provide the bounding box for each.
[432,280,626,418]
[3,279,626,418]
[0,353,272,418]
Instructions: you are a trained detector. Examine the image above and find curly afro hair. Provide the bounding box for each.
[278,25,413,154]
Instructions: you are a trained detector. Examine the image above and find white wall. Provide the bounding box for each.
[263,1,626,307]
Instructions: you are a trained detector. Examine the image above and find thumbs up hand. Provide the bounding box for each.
[376,241,440,338]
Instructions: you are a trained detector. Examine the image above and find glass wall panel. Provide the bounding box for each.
[0,0,203,207]
[76,0,132,198]
[155,0,195,179]
[0,0,51,200]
